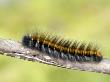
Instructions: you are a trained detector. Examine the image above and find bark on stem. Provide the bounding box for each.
[0,38,110,75]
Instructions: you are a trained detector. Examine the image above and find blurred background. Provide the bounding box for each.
[0,0,110,82]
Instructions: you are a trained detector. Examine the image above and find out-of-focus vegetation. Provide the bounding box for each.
[0,0,110,82]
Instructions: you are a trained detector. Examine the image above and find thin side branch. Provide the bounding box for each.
[0,38,110,75]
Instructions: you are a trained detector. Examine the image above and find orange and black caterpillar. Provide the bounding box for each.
[22,32,103,62]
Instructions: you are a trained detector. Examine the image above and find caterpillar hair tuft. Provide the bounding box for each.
[22,32,103,62]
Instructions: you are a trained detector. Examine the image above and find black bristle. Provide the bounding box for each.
[22,35,31,47]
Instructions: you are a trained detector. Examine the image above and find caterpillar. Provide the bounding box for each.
[22,32,103,62]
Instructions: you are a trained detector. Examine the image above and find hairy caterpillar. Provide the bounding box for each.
[22,32,103,62]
